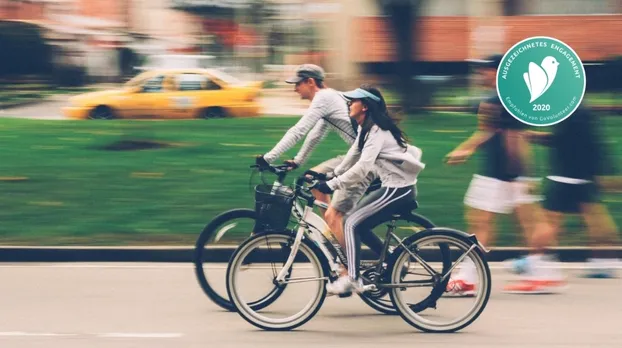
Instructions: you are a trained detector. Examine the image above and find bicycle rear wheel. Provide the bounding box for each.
[389,229,492,333]
[358,212,442,315]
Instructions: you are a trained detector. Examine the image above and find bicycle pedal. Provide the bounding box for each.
[362,284,377,292]
[338,291,353,298]
[360,260,378,268]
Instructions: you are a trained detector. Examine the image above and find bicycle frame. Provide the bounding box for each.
[275,202,340,283]
[270,175,400,286]
[271,178,344,264]
[264,168,475,290]
[266,177,341,280]
[273,194,471,291]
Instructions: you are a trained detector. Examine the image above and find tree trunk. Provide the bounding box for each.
[380,0,423,112]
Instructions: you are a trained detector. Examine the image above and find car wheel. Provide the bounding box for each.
[89,106,115,120]
[201,107,225,119]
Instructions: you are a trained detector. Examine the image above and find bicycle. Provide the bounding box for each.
[194,163,436,314]
[225,168,492,332]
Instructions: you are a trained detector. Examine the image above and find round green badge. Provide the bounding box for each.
[496,36,586,127]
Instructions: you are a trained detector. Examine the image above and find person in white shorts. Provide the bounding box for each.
[504,105,621,293]
[444,54,542,296]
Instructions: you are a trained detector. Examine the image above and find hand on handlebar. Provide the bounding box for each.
[313,180,334,194]
[255,155,270,167]
[283,159,299,171]
[303,170,334,181]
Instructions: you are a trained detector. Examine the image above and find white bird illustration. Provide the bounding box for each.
[523,56,560,103]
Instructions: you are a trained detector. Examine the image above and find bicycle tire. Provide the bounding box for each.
[358,211,442,315]
[194,208,287,312]
[226,231,330,331]
[389,228,492,333]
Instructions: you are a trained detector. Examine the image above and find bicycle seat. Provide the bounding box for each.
[364,178,383,194]
[392,200,419,218]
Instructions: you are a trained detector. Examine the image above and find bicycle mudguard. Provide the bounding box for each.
[421,227,489,253]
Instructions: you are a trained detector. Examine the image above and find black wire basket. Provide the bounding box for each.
[254,184,295,232]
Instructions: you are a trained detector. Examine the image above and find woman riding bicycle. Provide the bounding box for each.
[313,84,425,295]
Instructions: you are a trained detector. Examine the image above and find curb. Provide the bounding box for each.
[1,246,620,263]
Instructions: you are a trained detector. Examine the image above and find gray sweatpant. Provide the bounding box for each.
[344,185,417,279]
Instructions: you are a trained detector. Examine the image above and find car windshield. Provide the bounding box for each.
[124,74,150,87]
[206,69,242,85]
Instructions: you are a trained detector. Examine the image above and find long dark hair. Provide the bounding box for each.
[357,84,408,151]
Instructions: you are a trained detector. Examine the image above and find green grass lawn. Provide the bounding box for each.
[1,114,620,246]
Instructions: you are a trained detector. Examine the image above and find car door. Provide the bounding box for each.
[168,73,223,118]
[126,74,175,118]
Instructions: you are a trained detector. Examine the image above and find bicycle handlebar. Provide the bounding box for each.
[250,163,324,203]
[296,170,322,186]
[294,170,326,202]
[249,163,291,183]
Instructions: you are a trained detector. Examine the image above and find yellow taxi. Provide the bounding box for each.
[63,69,262,119]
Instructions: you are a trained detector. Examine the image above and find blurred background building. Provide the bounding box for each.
[1,0,621,89]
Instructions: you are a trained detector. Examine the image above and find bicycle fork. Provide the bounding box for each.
[275,206,338,283]
[275,224,305,283]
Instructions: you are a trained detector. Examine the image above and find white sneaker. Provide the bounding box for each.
[326,276,364,296]
[583,258,620,279]
[504,256,531,275]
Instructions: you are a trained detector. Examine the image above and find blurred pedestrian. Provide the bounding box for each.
[444,54,544,296]
[505,105,621,292]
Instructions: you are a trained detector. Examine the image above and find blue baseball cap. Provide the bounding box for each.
[341,88,381,102]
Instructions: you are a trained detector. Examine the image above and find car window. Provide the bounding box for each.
[206,69,241,85]
[142,75,166,93]
[175,73,221,91]
[125,75,149,87]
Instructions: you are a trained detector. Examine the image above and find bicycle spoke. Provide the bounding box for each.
[228,233,326,331]
[390,232,491,333]
[441,244,477,283]
[380,279,436,288]
[278,276,329,285]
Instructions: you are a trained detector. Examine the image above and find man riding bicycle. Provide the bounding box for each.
[256,64,383,263]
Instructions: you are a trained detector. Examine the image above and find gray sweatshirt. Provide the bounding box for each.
[327,125,425,190]
[263,88,355,166]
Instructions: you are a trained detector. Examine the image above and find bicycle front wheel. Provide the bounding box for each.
[226,232,329,331]
[194,208,286,312]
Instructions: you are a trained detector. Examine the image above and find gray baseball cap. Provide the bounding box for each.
[285,64,325,84]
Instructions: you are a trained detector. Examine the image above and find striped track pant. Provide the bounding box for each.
[343,185,416,279]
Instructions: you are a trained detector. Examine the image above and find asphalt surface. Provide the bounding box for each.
[0,262,620,348]
[0,99,67,120]
[0,95,306,120]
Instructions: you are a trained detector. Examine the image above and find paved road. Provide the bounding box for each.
[0,95,305,121]
[0,262,620,348]
[0,98,67,120]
